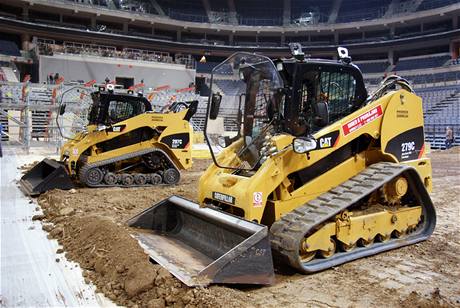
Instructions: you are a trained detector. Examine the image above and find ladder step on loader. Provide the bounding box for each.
[127,196,275,286]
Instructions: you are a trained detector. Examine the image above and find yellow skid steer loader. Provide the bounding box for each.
[128,46,436,286]
[21,88,198,196]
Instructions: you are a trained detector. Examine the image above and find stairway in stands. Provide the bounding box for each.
[0,67,19,82]
[421,86,460,149]
[424,89,460,117]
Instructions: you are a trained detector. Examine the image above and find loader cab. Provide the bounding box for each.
[278,57,367,136]
[88,91,152,126]
[205,49,367,171]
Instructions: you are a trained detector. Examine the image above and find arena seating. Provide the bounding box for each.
[0,67,19,82]
[417,0,459,11]
[394,54,451,71]
[208,0,228,12]
[57,0,459,26]
[403,71,460,84]
[418,85,460,148]
[356,61,390,74]
[336,0,392,22]
[0,83,54,106]
[36,40,174,65]
[290,0,333,23]
[234,0,283,26]
[157,0,208,22]
[214,80,246,96]
[0,40,21,57]
[196,62,219,74]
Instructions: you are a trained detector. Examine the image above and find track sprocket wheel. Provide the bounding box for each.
[143,152,163,170]
[163,168,180,184]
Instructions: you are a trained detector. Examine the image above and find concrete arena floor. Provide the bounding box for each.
[0,146,114,307]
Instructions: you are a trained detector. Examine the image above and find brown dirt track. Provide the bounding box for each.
[32,149,460,307]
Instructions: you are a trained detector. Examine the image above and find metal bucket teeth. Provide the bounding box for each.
[19,158,75,196]
[127,196,275,286]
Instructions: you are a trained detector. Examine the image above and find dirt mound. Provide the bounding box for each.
[19,160,40,174]
[53,215,222,307]
[42,213,244,307]
[34,159,248,307]
[400,289,455,308]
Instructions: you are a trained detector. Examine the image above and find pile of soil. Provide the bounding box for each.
[33,152,460,307]
[35,160,247,307]
[18,160,39,174]
[45,215,235,307]
[399,289,454,308]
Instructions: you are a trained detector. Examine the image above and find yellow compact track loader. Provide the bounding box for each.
[21,88,198,196]
[128,45,436,286]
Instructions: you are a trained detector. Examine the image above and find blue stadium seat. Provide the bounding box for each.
[336,0,392,22]
[0,40,21,57]
[394,54,451,71]
[417,0,458,11]
[356,62,390,74]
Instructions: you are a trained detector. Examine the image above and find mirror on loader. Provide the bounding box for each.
[59,103,66,115]
[313,101,329,127]
[209,93,222,120]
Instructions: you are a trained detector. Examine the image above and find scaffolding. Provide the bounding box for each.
[0,82,94,153]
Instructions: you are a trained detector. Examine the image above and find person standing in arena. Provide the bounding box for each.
[0,122,3,157]
[445,126,454,150]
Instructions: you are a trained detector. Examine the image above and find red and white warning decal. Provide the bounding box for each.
[342,105,383,136]
[253,192,263,207]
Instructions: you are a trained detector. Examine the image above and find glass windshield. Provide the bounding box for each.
[57,86,93,140]
[205,52,283,170]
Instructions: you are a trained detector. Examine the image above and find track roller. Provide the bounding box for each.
[122,174,134,186]
[104,172,118,185]
[134,174,148,185]
[150,173,162,185]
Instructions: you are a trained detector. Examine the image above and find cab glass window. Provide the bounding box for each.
[319,71,357,122]
[108,100,138,123]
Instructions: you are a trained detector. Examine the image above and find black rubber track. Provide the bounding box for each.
[78,148,181,188]
[270,162,436,273]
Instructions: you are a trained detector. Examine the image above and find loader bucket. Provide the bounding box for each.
[20,158,75,196]
[127,196,275,286]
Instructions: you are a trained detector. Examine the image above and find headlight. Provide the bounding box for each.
[293,137,317,154]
